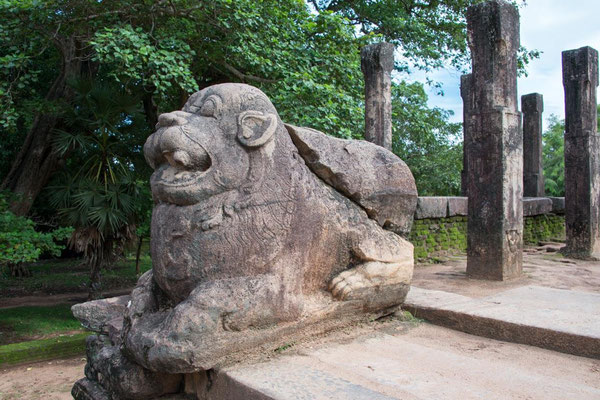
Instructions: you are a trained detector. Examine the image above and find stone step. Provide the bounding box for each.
[191,323,600,400]
[403,285,600,359]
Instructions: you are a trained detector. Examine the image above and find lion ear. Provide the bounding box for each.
[237,111,277,148]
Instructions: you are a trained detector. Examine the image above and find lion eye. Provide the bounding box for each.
[199,96,221,118]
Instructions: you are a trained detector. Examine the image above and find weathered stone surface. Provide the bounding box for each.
[184,323,600,400]
[460,74,473,197]
[466,0,523,280]
[72,378,110,400]
[404,286,600,359]
[523,197,552,216]
[415,197,448,219]
[286,124,417,234]
[549,196,565,214]
[71,295,130,333]
[78,335,182,400]
[562,46,600,258]
[447,197,468,217]
[522,93,545,197]
[361,42,394,150]
[74,83,415,399]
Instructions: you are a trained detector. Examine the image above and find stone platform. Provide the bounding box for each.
[405,246,600,359]
[404,285,600,359]
[187,323,600,400]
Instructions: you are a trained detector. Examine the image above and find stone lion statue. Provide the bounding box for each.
[72,83,417,400]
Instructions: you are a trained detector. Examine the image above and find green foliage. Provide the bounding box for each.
[542,106,600,197]
[310,0,537,74]
[0,193,72,271]
[392,82,463,195]
[0,304,83,345]
[49,80,145,242]
[1,0,505,227]
[46,79,149,296]
[91,25,198,97]
[0,332,88,366]
[542,115,565,197]
[0,256,152,297]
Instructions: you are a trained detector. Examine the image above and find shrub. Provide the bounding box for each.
[0,193,72,277]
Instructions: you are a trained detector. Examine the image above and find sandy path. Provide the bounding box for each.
[0,357,85,400]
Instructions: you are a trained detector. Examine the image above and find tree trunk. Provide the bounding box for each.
[135,236,143,275]
[9,263,32,278]
[142,86,159,130]
[1,36,82,216]
[87,250,103,301]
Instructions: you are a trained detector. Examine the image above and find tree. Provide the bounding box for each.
[48,79,145,299]
[542,115,565,197]
[542,105,600,197]
[308,0,538,73]
[2,0,524,213]
[391,81,463,195]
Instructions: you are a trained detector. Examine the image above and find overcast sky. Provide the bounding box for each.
[413,0,600,131]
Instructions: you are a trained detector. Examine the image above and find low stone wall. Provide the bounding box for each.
[409,197,565,262]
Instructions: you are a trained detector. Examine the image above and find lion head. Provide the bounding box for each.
[144,83,289,206]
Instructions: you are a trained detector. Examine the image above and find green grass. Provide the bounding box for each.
[0,305,85,345]
[0,332,88,367]
[0,253,152,297]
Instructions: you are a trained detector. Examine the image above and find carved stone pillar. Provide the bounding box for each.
[562,46,600,258]
[461,74,473,197]
[361,42,395,150]
[522,93,545,197]
[466,0,523,280]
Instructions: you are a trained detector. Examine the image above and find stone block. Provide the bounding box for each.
[415,197,448,219]
[71,295,130,334]
[548,197,565,214]
[287,125,417,234]
[523,197,552,216]
[447,197,468,216]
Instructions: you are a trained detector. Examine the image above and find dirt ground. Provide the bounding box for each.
[0,289,131,309]
[0,357,85,400]
[413,243,600,297]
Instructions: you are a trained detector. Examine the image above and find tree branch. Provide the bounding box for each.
[71,10,128,22]
[220,62,278,84]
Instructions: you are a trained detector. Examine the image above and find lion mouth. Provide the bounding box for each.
[153,148,212,188]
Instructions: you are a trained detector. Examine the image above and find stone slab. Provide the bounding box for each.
[71,295,130,333]
[414,196,560,219]
[548,197,565,214]
[446,196,468,216]
[523,197,553,216]
[197,323,600,400]
[404,285,600,359]
[415,197,448,219]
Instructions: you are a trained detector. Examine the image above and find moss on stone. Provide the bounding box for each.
[409,214,565,263]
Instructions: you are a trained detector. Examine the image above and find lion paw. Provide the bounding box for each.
[329,269,370,301]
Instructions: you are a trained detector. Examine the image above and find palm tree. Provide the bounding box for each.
[48,79,145,299]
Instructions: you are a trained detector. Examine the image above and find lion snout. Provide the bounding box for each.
[157,112,188,128]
